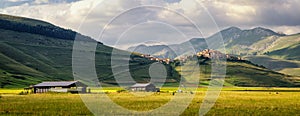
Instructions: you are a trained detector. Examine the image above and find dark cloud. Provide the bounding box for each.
[204,0,300,27]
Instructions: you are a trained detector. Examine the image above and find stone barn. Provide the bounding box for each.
[32,81,87,93]
[130,83,158,92]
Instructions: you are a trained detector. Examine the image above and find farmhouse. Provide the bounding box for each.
[130,83,158,92]
[32,81,87,93]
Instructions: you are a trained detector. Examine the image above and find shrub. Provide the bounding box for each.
[18,91,29,95]
[117,89,127,93]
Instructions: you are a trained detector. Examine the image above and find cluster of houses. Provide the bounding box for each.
[196,49,242,60]
[174,49,242,63]
[140,54,173,64]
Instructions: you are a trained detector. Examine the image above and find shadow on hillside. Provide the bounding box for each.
[246,56,300,70]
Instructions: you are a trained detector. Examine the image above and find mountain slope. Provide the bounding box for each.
[175,55,298,87]
[255,34,300,60]
[226,27,283,46]
[0,14,178,88]
[244,33,300,76]
[0,29,180,88]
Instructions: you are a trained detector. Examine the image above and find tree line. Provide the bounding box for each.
[0,19,98,43]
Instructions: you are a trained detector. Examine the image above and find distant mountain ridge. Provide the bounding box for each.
[127,26,285,58]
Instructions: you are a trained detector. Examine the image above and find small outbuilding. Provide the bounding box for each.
[32,81,87,93]
[130,83,158,92]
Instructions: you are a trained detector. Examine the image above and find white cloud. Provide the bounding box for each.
[271,26,300,35]
[0,0,300,49]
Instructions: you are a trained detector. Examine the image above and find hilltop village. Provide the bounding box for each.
[137,49,242,64]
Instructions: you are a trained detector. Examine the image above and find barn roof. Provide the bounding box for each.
[33,81,86,87]
[131,83,154,88]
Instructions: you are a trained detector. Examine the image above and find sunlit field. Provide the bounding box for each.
[1,87,300,115]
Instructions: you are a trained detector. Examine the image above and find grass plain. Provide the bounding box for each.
[1,87,300,116]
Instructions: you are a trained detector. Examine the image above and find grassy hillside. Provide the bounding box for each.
[266,43,300,60]
[0,28,182,88]
[246,56,300,76]
[261,34,300,53]
[248,33,300,60]
[244,34,300,76]
[175,57,299,87]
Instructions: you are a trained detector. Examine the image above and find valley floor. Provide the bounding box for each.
[1,87,300,115]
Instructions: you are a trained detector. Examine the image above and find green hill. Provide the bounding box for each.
[0,14,180,88]
[0,28,181,88]
[262,34,300,61]
[175,56,299,87]
[246,34,300,76]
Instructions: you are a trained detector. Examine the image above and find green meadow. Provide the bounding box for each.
[1,87,300,116]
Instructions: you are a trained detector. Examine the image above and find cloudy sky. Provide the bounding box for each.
[1,0,300,49]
